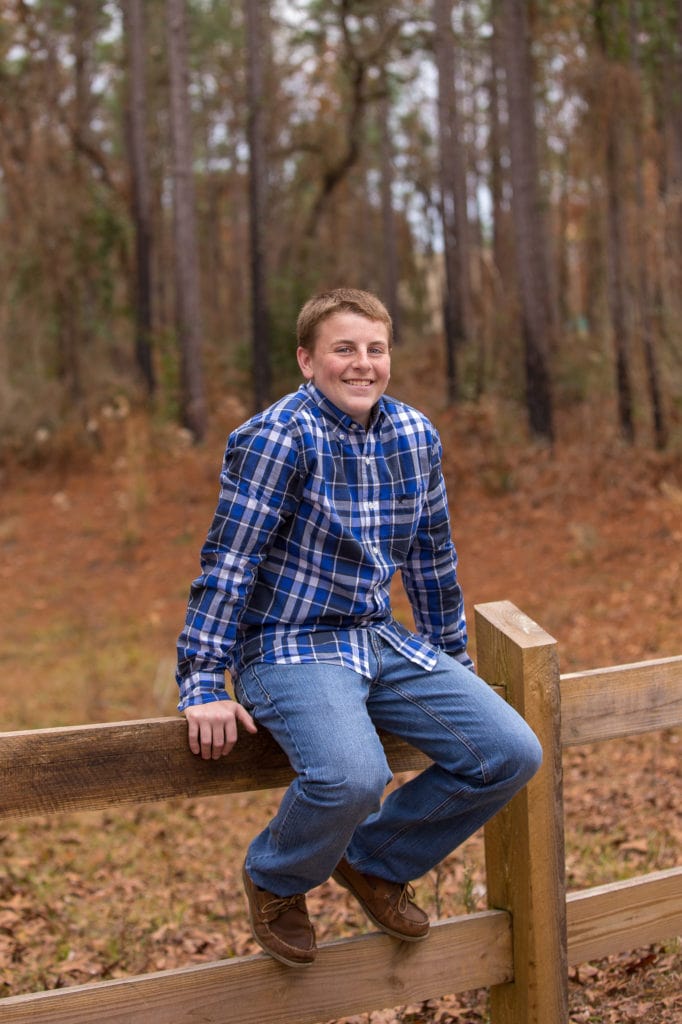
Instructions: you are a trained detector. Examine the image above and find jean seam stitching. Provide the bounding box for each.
[353,781,470,870]
[373,679,492,784]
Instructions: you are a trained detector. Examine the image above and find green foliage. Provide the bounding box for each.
[155,327,183,424]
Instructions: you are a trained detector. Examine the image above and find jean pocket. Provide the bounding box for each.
[235,662,275,713]
[233,670,259,713]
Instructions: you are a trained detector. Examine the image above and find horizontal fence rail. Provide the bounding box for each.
[0,720,431,820]
[561,656,682,745]
[0,912,513,1024]
[566,867,682,965]
[4,653,681,819]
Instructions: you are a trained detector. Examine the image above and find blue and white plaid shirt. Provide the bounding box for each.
[176,382,473,710]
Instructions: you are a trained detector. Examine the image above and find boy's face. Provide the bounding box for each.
[296,311,391,428]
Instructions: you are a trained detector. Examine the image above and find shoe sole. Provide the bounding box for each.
[250,932,315,968]
[332,870,430,942]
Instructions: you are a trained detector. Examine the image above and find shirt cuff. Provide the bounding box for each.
[176,673,232,712]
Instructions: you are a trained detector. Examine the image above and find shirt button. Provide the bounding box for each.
[338,432,346,440]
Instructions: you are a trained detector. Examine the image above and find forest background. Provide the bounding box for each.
[1,1,681,1022]
[2,0,682,450]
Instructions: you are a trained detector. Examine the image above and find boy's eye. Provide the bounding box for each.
[333,345,387,355]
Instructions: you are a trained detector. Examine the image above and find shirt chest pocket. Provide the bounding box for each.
[383,490,424,561]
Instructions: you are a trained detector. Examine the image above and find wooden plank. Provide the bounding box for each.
[0,910,512,1024]
[567,866,682,964]
[0,719,430,821]
[560,656,682,745]
[476,601,569,1024]
[8,648,674,818]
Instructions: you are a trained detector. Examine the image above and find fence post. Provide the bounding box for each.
[475,601,568,1024]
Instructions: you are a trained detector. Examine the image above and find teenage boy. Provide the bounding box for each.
[176,288,542,967]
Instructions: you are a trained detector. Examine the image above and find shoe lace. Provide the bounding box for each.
[396,883,416,914]
[261,893,306,920]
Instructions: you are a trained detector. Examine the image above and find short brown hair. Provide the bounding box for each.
[296,288,393,350]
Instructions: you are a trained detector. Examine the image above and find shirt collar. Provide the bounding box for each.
[301,381,387,433]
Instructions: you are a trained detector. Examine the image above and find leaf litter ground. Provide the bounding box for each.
[0,390,681,1022]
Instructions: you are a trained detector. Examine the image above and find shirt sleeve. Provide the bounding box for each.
[175,420,303,710]
[400,432,474,671]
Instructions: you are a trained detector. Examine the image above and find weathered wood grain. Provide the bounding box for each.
[476,600,569,1024]
[0,910,512,1024]
[567,867,682,964]
[560,656,682,745]
[0,719,430,820]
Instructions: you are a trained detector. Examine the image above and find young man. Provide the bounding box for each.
[176,288,542,967]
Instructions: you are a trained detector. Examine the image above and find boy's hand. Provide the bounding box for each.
[183,702,257,760]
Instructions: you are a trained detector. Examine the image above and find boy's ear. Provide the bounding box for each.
[297,346,313,380]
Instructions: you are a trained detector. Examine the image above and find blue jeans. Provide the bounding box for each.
[236,634,542,897]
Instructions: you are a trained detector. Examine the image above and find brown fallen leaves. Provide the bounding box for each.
[1,398,681,1021]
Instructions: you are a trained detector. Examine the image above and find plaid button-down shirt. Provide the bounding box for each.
[176,382,472,710]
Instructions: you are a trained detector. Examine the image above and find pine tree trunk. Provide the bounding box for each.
[61,0,98,410]
[501,0,555,442]
[167,0,206,440]
[379,86,401,345]
[488,2,507,286]
[630,2,667,448]
[433,0,470,403]
[663,0,682,332]
[604,128,634,443]
[245,0,271,413]
[123,0,155,395]
[594,0,634,443]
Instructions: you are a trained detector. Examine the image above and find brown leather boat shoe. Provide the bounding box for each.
[332,857,430,941]
[242,863,317,967]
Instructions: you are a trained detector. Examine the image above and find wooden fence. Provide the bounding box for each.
[1,600,681,1024]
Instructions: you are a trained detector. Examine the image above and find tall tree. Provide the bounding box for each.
[378,79,401,345]
[433,0,470,403]
[245,0,271,412]
[301,2,405,243]
[594,0,634,444]
[123,0,156,395]
[658,0,682,365]
[58,0,97,409]
[629,2,667,448]
[487,1,509,287]
[673,0,682,363]
[166,0,206,440]
[500,0,555,442]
